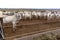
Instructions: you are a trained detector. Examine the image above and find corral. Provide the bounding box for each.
[0,9,60,40]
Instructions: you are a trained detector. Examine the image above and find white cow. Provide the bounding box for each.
[47,11,56,20]
[32,11,38,19]
[36,12,42,16]
[23,11,32,20]
[3,12,17,32]
[41,11,48,20]
[43,11,53,20]
[3,11,14,16]
[36,11,44,19]
[40,10,50,20]
[32,11,47,20]
[47,11,52,20]
[14,12,22,20]
[55,12,60,20]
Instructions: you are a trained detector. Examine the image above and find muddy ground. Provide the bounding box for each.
[3,19,60,40]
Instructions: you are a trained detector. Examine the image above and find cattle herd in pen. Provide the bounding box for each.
[2,10,60,32]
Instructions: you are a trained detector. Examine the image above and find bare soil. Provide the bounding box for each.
[3,19,60,40]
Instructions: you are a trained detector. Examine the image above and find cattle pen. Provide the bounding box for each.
[0,9,60,40]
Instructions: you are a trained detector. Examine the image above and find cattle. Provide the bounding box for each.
[3,12,17,32]
[41,11,47,20]
[55,12,60,20]
[32,11,38,19]
[14,12,22,21]
[36,11,43,19]
[3,10,60,32]
[47,11,56,21]
[23,11,32,20]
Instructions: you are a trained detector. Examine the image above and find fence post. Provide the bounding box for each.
[0,18,5,40]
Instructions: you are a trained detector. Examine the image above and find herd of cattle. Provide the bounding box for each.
[2,10,60,31]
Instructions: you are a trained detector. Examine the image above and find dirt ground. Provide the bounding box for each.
[3,19,60,40]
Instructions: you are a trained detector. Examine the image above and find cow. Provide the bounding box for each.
[23,11,32,20]
[3,11,19,32]
[47,11,56,21]
[32,11,38,19]
[55,12,60,20]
